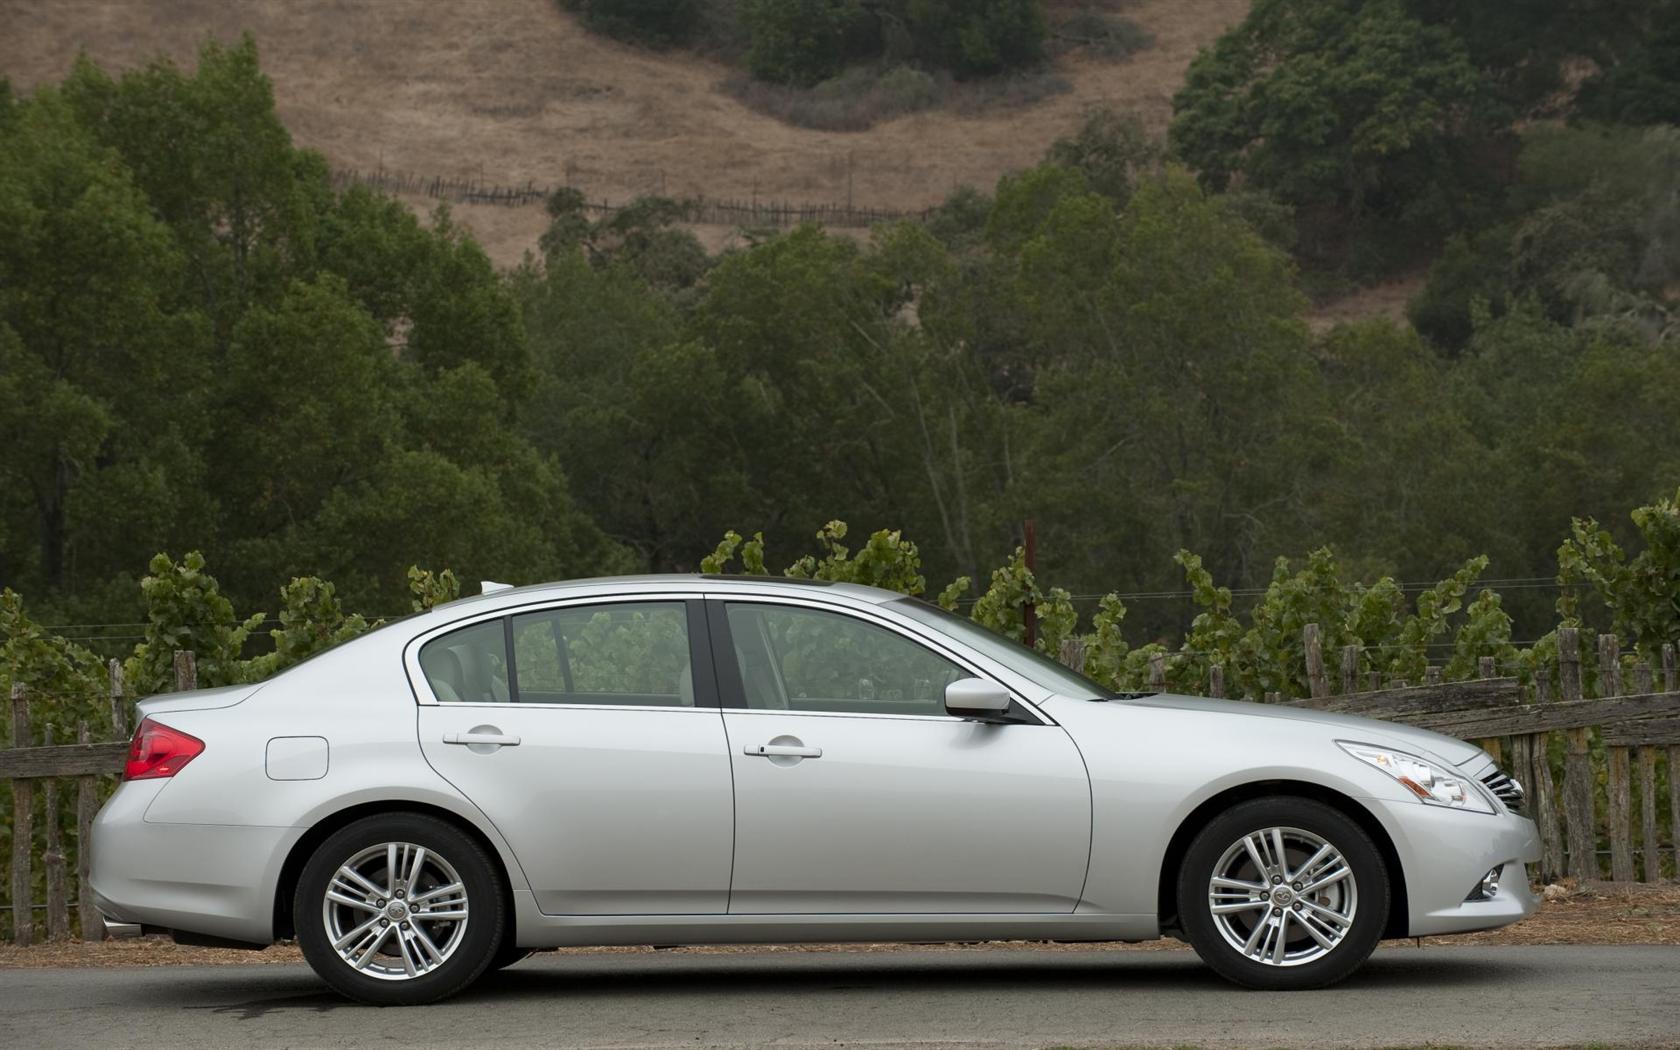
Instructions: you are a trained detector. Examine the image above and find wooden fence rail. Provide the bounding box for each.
[4,623,1678,944]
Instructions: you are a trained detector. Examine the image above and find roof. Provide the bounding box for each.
[431,573,900,614]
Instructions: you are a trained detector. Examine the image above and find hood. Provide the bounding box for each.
[135,682,265,718]
[1117,692,1486,767]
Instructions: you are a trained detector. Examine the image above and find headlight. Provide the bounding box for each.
[1338,742,1494,813]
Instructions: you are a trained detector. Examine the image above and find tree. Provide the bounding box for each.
[741,0,868,86]
[1170,0,1491,271]
[560,0,701,48]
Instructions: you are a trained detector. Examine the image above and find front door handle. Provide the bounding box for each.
[744,743,822,758]
[443,730,522,747]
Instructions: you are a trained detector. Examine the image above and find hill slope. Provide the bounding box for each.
[0,0,1246,264]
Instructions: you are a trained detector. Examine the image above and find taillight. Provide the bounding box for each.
[123,717,205,781]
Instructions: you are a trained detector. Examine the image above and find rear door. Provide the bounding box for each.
[413,596,734,915]
[712,598,1092,915]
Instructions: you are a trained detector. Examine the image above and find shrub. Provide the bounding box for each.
[1051,8,1154,60]
[560,0,701,48]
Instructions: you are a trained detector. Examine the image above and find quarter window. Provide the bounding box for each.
[723,603,967,715]
[417,620,510,704]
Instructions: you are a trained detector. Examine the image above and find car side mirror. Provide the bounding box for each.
[945,677,1013,722]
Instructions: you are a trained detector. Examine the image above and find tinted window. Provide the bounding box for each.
[724,603,966,716]
[418,620,510,703]
[510,602,693,706]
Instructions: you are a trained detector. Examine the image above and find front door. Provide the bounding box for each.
[712,599,1092,915]
[415,598,734,915]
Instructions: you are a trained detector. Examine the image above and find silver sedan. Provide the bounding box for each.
[90,575,1539,1003]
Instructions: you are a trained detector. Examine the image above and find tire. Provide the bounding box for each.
[295,812,505,1005]
[1176,796,1389,990]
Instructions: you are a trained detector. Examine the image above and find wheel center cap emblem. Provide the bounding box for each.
[387,901,409,921]
[1272,887,1294,906]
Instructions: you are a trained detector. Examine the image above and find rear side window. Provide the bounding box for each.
[511,602,693,706]
[418,620,509,703]
[419,602,695,707]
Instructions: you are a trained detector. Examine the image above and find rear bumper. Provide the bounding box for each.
[1369,797,1541,937]
[89,781,302,946]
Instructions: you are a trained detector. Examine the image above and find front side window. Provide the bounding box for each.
[723,602,967,716]
[418,602,694,706]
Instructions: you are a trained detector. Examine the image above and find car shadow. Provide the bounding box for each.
[169,947,1530,1016]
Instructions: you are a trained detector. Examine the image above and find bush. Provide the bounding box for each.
[740,0,870,87]
[723,64,942,131]
[1051,8,1154,60]
[560,0,701,48]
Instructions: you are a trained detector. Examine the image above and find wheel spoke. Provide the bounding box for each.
[1270,910,1290,964]
[335,864,384,899]
[406,846,428,891]
[326,889,380,913]
[1211,900,1268,915]
[1287,843,1333,883]
[386,843,401,896]
[1211,875,1266,892]
[1299,897,1352,928]
[332,914,383,952]
[1302,864,1351,895]
[410,922,447,967]
[1295,908,1338,950]
[1242,914,1269,956]
[1243,834,1272,878]
[410,881,463,906]
[354,924,394,969]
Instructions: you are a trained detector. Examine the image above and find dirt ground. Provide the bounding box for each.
[0,0,1248,267]
[3,880,1675,969]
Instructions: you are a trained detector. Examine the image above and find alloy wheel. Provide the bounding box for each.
[322,841,471,981]
[1205,825,1357,967]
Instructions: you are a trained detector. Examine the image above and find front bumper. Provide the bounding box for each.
[1368,796,1541,937]
[88,781,303,946]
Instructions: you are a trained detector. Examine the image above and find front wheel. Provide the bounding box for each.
[295,813,505,1005]
[1176,797,1389,990]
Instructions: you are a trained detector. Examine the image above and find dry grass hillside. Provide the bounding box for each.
[1,0,1246,265]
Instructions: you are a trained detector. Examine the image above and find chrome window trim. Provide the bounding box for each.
[704,591,1054,727]
[403,592,704,707]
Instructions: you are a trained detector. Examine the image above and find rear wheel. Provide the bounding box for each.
[295,813,504,1005]
[1176,797,1388,990]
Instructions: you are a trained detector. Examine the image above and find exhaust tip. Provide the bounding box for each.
[100,914,142,940]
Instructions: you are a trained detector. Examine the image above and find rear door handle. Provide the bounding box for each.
[744,743,822,758]
[443,731,522,747]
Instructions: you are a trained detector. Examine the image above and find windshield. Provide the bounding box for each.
[890,598,1117,700]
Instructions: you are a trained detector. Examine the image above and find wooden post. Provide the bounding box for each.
[1208,664,1225,700]
[1527,674,1565,882]
[41,725,68,940]
[1425,666,1442,685]
[1670,742,1680,883]
[1264,690,1281,704]
[1478,657,1503,764]
[173,650,197,692]
[11,684,35,945]
[76,720,99,941]
[108,659,127,739]
[1303,624,1328,700]
[1340,645,1359,696]
[1367,670,1381,692]
[1664,644,1677,692]
[1631,662,1660,882]
[1057,637,1086,676]
[1147,651,1166,691]
[1559,628,1596,880]
[1601,635,1636,882]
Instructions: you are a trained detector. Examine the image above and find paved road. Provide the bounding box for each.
[2,944,1677,1049]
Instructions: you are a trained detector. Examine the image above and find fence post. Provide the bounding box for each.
[1559,627,1596,880]
[1425,666,1442,685]
[1208,664,1225,699]
[1477,657,1503,763]
[173,650,197,692]
[41,724,69,940]
[1631,661,1660,882]
[108,659,127,739]
[1057,637,1085,675]
[1340,645,1359,695]
[1601,634,1637,882]
[1527,674,1565,881]
[76,720,99,941]
[1303,624,1328,699]
[1147,652,1166,691]
[11,684,36,945]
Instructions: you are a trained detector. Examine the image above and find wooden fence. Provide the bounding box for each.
[3,624,1677,944]
[328,167,935,229]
